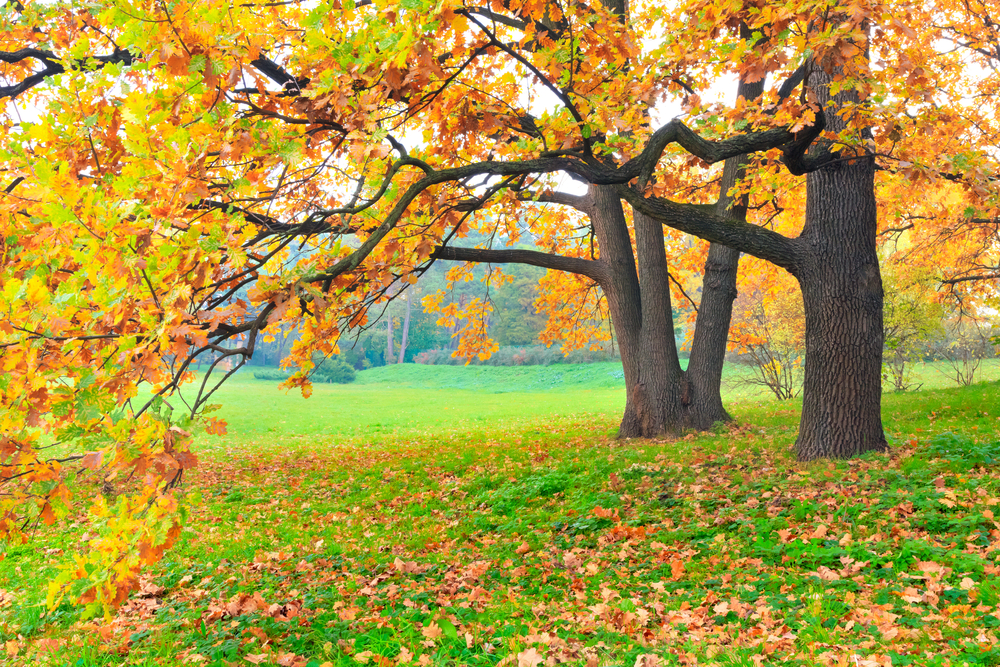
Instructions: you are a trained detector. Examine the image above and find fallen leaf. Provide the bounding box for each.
[517,647,545,667]
[421,623,442,641]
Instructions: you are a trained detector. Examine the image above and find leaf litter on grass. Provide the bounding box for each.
[6,414,1000,667]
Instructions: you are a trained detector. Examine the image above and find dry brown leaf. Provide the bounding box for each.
[517,647,545,667]
[421,622,442,641]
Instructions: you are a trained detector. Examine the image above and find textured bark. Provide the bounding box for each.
[588,186,650,436]
[792,70,887,461]
[683,77,765,430]
[588,187,692,438]
[623,208,686,437]
[683,241,739,429]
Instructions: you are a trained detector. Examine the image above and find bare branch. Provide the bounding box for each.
[433,246,609,284]
[519,191,592,214]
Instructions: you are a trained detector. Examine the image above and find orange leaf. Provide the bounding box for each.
[40,502,56,526]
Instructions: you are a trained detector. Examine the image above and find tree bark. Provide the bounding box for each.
[682,76,765,430]
[588,186,651,436]
[683,241,739,429]
[792,69,887,461]
[623,207,686,437]
[589,187,695,439]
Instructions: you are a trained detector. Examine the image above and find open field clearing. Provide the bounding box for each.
[2,362,1000,666]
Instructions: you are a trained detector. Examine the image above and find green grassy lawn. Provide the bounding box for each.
[188,362,627,458]
[3,360,1000,666]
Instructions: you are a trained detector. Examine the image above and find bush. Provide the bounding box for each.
[253,357,357,384]
[413,345,620,366]
[728,265,804,400]
[312,358,356,384]
[928,319,999,387]
[253,368,290,381]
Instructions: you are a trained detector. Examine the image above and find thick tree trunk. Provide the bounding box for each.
[590,186,702,438]
[793,157,887,459]
[589,186,647,436]
[682,76,765,430]
[587,187,684,438]
[627,208,686,436]
[793,71,887,461]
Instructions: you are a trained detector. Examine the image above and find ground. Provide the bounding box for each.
[2,360,1000,666]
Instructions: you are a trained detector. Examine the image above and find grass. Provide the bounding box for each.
[2,360,1000,666]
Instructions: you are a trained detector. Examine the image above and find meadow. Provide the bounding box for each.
[2,359,1000,666]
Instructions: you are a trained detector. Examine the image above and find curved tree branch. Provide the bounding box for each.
[0,48,134,100]
[623,120,798,188]
[616,186,800,273]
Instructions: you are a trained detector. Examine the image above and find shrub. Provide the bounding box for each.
[253,357,357,384]
[881,267,942,392]
[312,358,356,384]
[253,368,290,381]
[413,345,620,366]
[929,319,999,387]
[728,263,804,400]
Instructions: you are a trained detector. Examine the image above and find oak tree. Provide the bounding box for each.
[1,0,997,610]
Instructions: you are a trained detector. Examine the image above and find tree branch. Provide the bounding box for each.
[940,272,1000,285]
[616,186,800,273]
[250,54,309,91]
[433,246,609,284]
[463,7,528,30]
[0,48,134,100]
[623,119,798,188]
[461,11,593,155]
[519,191,592,213]
[776,62,807,100]
[878,223,914,236]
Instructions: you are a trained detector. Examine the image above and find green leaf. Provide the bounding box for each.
[436,617,459,641]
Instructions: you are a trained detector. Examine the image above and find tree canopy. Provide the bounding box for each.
[1,0,998,611]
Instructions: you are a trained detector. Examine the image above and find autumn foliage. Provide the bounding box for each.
[1,0,999,611]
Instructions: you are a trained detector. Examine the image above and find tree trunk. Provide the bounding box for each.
[386,311,394,365]
[682,76,765,430]
[398,290,411,364]
[627,207,686,436]
[589,186,689,438]
[683,241,739,429]
[793,70,887,461]
[589,186,648,436]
